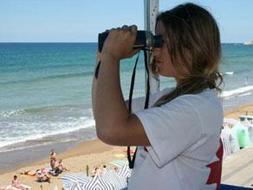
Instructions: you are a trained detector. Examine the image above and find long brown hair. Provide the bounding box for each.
[154,3,223,107]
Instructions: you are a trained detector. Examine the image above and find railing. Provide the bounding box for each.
[221,184,253,190]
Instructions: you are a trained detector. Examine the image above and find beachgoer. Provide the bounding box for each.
[11,175,23,190]
[49,149,57,170]
[50,149,56,158]
[92,2,223,190]
[113,166,119,173]
[36,168,51,183]
[101,165,107,175]
[91,167,101,177]
[11,175,31,190]
[53,159,68,175]
[20,170,36,176]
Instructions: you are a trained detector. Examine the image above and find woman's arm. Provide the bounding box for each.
[93,26,150,146]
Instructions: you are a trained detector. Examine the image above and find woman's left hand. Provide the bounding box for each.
[101,25,140,61]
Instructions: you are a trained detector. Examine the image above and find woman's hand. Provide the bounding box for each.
[101,25,139,61]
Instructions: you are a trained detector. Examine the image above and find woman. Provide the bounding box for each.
[92,3,223,190]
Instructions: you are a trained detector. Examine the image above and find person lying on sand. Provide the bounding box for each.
[20,170,36,176]
[20,168,51,182]
[36,168,51,183]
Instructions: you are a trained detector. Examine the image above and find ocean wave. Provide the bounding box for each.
[221,85,253,98]
[224,71,234,75]
[0,105,92,118]
[238,92,252,97]
[0,137,79,153]
[0,70,94,85]
[0,109,25,118]
[22,104,76,114]
[0,105,95,150]
[0,117,95,150]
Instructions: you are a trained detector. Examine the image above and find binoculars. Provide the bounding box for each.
[98,30,163,52]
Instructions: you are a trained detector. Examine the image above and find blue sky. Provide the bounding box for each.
[0,0,252,43]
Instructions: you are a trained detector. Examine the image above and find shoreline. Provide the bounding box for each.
[1,103,253,189]
[0,138,116,175]
[0,127,97,174]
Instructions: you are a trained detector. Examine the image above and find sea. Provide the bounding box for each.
[0,43,253,169]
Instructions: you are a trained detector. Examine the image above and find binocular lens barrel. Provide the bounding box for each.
[98,30,163,52]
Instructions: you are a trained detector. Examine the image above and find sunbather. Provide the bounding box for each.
[36,168,51,183]
[11,175,31,190]
[20,170,36,176]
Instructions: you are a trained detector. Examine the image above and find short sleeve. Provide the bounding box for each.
[135,95,202,167]
[131,88,172,113]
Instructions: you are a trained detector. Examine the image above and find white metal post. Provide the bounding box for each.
[144,0,160,94]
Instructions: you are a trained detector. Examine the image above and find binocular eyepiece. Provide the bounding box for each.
[98,30,163,52]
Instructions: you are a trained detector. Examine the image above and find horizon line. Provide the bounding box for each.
[0,41,245,44]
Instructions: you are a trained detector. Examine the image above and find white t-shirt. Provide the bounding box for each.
[128,88,223,190]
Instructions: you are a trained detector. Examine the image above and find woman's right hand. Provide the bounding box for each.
[101,25,140,62]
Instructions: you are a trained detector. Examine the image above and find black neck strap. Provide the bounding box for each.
[127,50,150,169]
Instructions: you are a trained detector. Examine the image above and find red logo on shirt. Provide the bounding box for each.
[206,139,223,190]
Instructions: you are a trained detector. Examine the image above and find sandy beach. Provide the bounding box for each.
[1,103,253,189]
[0,139,127,189]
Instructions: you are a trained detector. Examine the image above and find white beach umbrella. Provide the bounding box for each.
[118,162,131,178]
[101,170,127,189]
[61,178,82,190]
[84,173,114,190]
[61,172,91,190]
